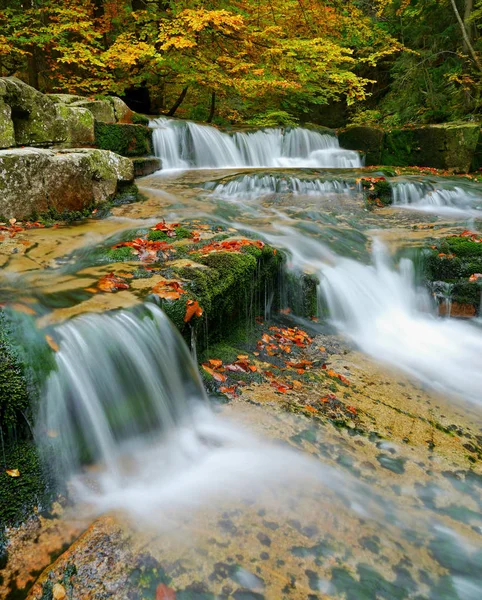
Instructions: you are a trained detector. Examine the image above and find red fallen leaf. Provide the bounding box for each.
[469,273,482,282]
[156,583,176,600]
[192,238,265,256]
[326,369,350,385]
[261,333,272,344]
[202,364,227,382]
[248,365,257,372]
[220,385,238,395]
[304,405,318,413]
[151,219,180,233]
[184,299,203,322]
[152,280,187,300]
[346,405,357,415]
[208,358,223,368]
[320,393,337,403]
[263,370,275,378]
[97,272,130,293]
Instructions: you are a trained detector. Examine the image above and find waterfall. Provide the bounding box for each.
[204,174,354,199]
[392,181,481,214]
[320,240,482,405]
[150,117,362,169]
[37,303,325,523]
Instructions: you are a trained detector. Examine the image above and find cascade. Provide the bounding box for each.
[37,303,325,522]
[204,174,354,199]
[150,117,362,169]
[392,181,481,213]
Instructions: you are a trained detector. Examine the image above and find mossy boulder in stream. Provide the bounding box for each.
[94,122,152,157]
[0,95,15,149]
[160,245,282,344]
[424,234,482,317]
[338,126,385,165]
[382,123,480,173]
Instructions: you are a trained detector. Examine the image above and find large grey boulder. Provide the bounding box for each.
[0,148,133,218]
[54,103,95,146]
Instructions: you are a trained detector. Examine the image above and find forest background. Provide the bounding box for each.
[0,0,481,128]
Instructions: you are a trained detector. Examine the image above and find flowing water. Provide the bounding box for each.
[150,118,362,169]
[2,123,482,599]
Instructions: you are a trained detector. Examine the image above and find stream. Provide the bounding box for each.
[1,121,482,600]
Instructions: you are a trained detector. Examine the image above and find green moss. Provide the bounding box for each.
[338,126,384,165]
[94,122,152,157]
[166,245,282,345]
[132,112,150,125]
[105,246,137,262]
[147,226,191,242]
[114,182,142,205]
[0,312,30,437]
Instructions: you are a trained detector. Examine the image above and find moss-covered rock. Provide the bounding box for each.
[0,148,134,218]
[159,245,282,344]
[382,123,480,173]
[338,126,385,165]
[94,122,152,157]
[424,236,482,316]
[0,93,15,149]
[1,77,66,147]
[107,96,134,123]
[54,103,95,147]
[70,99,115,124]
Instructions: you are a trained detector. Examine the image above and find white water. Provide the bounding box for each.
[321,240,482,404]
[392,181,482,216]
[204,174,354,199]
[37,304,331,524]
[150,117,362,170]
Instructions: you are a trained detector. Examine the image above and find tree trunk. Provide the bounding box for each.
[207,91,216,123]
[167,86,188,116]
[449,0,482,72]
[463,0,474,52]
[27,48,39,89]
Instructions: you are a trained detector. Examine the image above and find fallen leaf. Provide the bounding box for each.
[184,299,203,322]
[208,359,223,368]
[202,364,227,382]
[5,468,20,478]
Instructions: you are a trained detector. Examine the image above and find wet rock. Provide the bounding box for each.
[133,156,162,177]
[0,148,134,218]
[0,94,15,149]
[439,302,476,318]
[108,96,135,123]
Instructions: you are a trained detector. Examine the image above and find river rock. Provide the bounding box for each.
[0,148,134,218]
[338,126,385,165]
[132,156,162,177]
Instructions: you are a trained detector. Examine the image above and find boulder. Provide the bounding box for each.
[0,100,15,149]
[54,104,95,146]
[47,93,85,105]
[94,122,152,157]
[1,77,65,146]
[107,96,134,123]
[338,126,385,165]
[0,148,134,219]
[70,99,115,124]
[382,123,480,173]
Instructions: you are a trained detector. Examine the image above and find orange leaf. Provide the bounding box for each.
[184,300,203,322]
[208,359,223,368]
[5,468,20,478]
[202,364,227,382]
[304,405,318,413]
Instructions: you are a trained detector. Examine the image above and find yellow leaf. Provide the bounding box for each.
[6,468,20,478]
